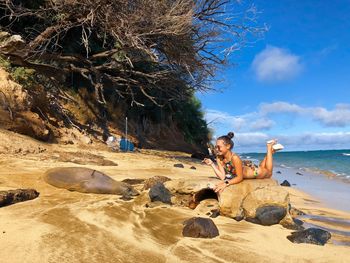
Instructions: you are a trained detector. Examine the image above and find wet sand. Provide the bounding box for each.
[274,166,350,212]
[1,134,350,262]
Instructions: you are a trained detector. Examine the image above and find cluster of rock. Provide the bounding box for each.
[145,176,331,244]
[164,178,295,227]
[1,165,331,245]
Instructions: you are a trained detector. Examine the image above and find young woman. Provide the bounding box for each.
[203,132,283,193]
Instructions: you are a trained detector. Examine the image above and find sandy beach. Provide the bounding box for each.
[0,132,349,263]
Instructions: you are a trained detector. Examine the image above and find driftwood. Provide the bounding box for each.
[0,189,39,207]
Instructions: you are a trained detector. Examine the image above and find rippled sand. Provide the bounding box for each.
[0,134,350,262]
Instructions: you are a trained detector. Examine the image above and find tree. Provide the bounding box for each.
[0,0,265,107]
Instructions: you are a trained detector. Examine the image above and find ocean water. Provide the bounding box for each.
[240,149,350,182]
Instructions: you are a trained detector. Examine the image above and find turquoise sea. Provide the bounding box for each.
[240,149,350,182]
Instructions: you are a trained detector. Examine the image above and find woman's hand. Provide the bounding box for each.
[202,158,213,166]
[214,181,228,193]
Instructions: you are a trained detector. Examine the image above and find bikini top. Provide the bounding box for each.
[222,158,236,179]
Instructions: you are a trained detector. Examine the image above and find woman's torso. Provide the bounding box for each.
[220,153,237,179]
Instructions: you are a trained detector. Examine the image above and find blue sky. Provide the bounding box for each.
[198,0,350,153]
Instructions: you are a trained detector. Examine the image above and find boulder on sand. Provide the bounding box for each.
[240,185,290,225]
[287,228,331,245]
[219,179,278,219]
[245,205,287,226]
[149,182,172,204]
[166,178,295,227]
[182,217,219,238]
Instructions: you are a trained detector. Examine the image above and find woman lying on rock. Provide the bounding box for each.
[203,132,284,193]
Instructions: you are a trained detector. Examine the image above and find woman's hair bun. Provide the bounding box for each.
[227,132,234,139]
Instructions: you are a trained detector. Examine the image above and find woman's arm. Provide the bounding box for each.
[202,158,226,180]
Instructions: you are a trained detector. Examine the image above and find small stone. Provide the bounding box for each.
[276,171,282,174]
[143,176,171,190]
[287,228,331,245]
[149,182,172,204]
[210,209,220,218]
[190,166,196,170]
[296,172,303,175]
[280,180,291,187]
[182,217,219,238]
[174,163,184,168]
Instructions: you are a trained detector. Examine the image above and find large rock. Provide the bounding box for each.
[0,189,39,207]
[219,179,278,219]
[246,205,287,226]
[241,186,289,218]
[287,228,331,245]
[241,185,292,226]
[182,217,219,238]
[164,178,219,195]
[165,178,295,227]
[148,182,172,204]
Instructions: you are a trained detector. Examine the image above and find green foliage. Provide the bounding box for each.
[11,67,36,84]
[173,95,209,146]
[0,56,36,89]
[0,56,11,71]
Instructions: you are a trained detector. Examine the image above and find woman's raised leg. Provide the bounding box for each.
[264,142,274,178]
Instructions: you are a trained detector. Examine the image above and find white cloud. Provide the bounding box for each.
[312,104,350,127]
[205,109,247,131]
[231,132,350,152]
[250,118,275,131]
[252,46,302,82]
[259,102,350,127]
[260,102,303,115]
[205,102,350,152]
[279,132,350,146]
[234,132,269,147]
[205,109,275,133]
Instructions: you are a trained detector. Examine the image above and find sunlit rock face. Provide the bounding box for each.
[164,178,294,227]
